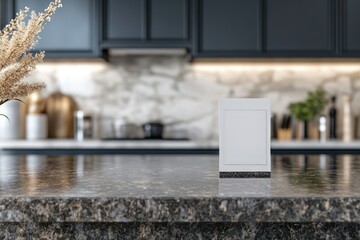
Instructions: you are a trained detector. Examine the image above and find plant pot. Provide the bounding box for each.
[308,119,320,140]
[296,120,308,140]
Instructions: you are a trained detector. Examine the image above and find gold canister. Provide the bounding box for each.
[26,93,46,114]
[45,92,78,138]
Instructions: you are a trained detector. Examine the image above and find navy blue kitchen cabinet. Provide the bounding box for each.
[5,0,100,58]
[150,0,189,40]
[193,0,338,58]
[3,0,360,59]
[0,1,5,30]
[341,0,360,56]
[265,0,335,56]
[0,2,4,29]
[103,0,144,41]
[101,0,191,48]
[193,0,262,57]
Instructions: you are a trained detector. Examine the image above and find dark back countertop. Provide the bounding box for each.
[1,154,360,223]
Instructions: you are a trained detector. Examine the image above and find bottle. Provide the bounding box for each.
[74,111,94,141]
[319,115,326,143]
[329,96,337,139]
[271,113,277,139]
[342,95,353,142]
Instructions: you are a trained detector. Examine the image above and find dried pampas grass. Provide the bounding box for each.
[0,0,62,103]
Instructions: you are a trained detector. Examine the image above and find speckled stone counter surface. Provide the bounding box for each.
[1,154,360,239]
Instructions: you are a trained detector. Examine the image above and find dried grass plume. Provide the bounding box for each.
[0,0,62,105]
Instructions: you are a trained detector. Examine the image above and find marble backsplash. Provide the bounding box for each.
[24,56,360,140]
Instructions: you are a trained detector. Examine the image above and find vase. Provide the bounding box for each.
[0,101,22,139]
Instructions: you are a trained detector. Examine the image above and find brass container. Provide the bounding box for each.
[45,92,78,138]
[26,93,46,114]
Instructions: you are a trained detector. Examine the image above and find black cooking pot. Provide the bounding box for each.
[142,122,164,139]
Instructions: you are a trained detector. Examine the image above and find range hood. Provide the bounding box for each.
[108,48,188,56]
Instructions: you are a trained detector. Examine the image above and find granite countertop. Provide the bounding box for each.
[1,154,360,223]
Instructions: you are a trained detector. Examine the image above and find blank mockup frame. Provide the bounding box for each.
[219,98,271,178]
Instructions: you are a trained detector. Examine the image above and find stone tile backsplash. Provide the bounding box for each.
[25,57,360,140]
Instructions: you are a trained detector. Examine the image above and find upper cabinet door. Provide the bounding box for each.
[342,0,360,55]
[149,0,189,40]
[101,0,191,48]
[104,0,145,41]
[0,1,5,30]
[196,0,261,56]
[266,0,335,55]
[13,0,100,58]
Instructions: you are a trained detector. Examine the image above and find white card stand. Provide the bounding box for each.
[219,98,271,178]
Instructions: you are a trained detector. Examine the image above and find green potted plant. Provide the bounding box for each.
[289,89,328,140]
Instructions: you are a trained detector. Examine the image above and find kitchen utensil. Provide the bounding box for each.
[143,122,164,139]
[277,114,292,141]
[113,120,143,139]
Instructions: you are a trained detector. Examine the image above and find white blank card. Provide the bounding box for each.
[219,98,271,178]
